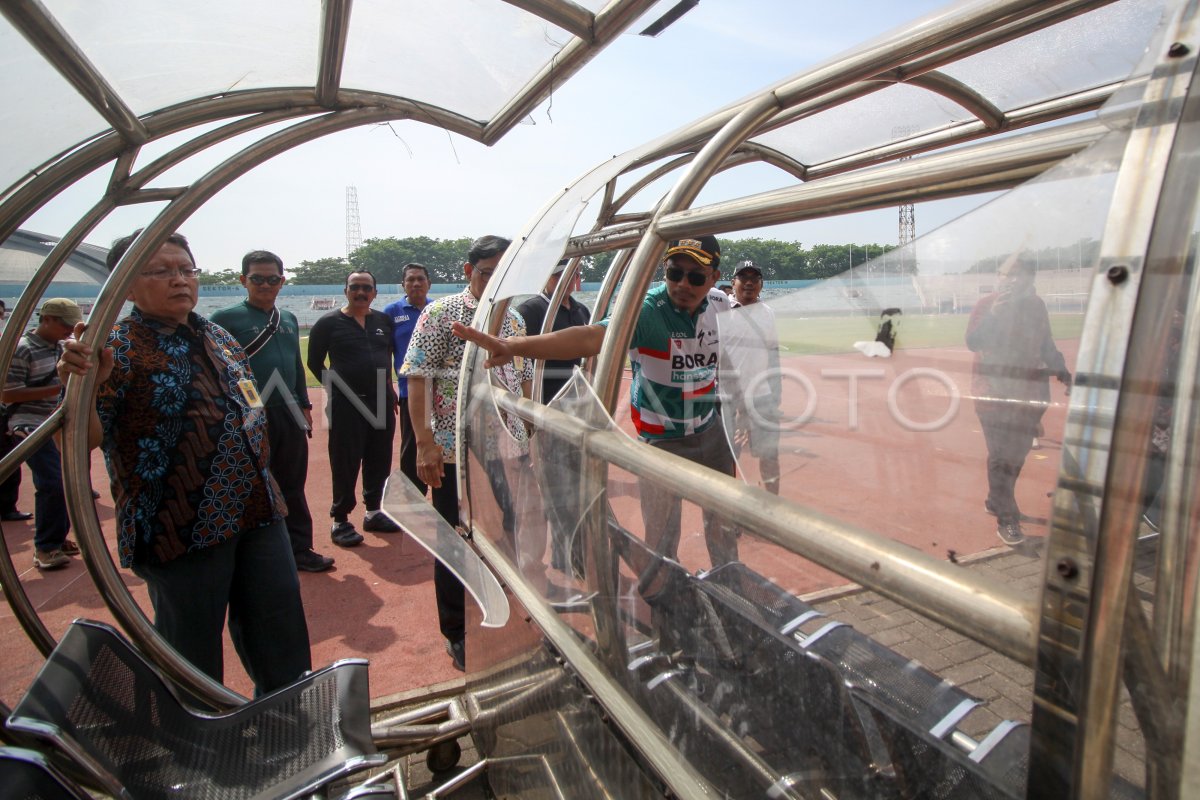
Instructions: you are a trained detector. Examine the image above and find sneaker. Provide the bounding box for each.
[59,539,80,556]
[362,510,401,533]
[34,549,70,570]
[445,638,465,672]
[294,549,335,572]
[331,521,364,548]
[997,522,1026,546]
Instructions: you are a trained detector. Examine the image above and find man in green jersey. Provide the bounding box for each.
[452,235,737,586]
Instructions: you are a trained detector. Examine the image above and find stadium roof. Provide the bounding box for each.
[0,228,106,284]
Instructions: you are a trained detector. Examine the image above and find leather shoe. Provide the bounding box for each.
[1,511,32,521]
[445,638,465,672]
[294,549,335,572]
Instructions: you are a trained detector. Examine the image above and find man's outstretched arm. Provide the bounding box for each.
[451,322,605,368]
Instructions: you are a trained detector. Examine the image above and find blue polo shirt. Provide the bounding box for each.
[383,296,427,398]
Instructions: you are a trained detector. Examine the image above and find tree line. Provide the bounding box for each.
[195,235,1108,287]
[198,235,906,286]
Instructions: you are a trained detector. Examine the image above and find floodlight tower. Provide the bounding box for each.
[346,185,362,257]
[899,203,916,248]
[891,125,918,273]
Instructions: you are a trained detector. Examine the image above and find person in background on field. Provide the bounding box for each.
[307,270,401,547]
[211,250,334,573]
[383,263,432,496]
[516,258,592,574]
[966,254,1070,547]
[724,260,782,495]
[0,298,32,522]
[4,298,83,569]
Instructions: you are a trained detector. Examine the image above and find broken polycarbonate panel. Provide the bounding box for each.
[380,470,509,628]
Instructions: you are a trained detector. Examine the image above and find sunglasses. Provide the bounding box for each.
[665,266,710,287]
[348,283,375,293]
[248,275,282,286]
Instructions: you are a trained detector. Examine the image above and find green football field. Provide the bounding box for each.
[298,312,1086,388]
[774,313,1085,355]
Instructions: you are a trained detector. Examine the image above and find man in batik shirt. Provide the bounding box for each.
[59,230,311,694]
[400,235,534,672]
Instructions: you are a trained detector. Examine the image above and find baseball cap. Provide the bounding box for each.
[735,260,762,277]
[40,298,83,327]
[665,235,721,269]
[551,258,570,275]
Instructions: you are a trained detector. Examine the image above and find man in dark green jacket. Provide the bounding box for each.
[212,250,334,572]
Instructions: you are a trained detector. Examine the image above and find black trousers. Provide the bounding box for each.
[267,403,315,554]
[131,520,311,695]
[327,394,396,521]
[431,464,465,642]
[0,433,22,513]
[397,396,426,496]
[977,399,1043,525]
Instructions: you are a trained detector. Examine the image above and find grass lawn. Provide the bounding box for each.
[299,336,322,388]
[776,313,1085,355]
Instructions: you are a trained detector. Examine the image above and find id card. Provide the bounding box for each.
[237,379,264,408]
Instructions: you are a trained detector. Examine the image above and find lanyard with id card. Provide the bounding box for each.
[237,379,264,409]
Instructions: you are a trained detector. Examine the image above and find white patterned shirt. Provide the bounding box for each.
[399,289,533,463]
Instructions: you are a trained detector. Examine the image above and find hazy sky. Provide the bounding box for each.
[26,1,963,275]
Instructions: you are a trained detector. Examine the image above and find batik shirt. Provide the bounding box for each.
[97,308,285,567]
[399,289,533,463]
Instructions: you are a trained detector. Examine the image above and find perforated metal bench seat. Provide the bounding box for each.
[6,619,386,800]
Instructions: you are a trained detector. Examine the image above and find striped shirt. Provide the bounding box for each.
[4,330,63,428]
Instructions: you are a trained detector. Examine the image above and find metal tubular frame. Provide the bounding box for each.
[459,3,1187,796]
[1029,5,1199,793]
[606,0,1113,183]
[656,119,1109,239]
[1,0,1192,796]
[316,0,354,108]
[0,0,148,145]
[486,388,1040,663]
[560,1,1123,272]
[482,0,661,143]
[471,532,716,800]
[52,107,406,709]
[0,0,685,720]
[0,106,325,663]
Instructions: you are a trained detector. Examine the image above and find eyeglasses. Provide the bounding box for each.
[141,267,202,280]
[665,266,710,287]
[347,283,375,293]
[248,275,283,286]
